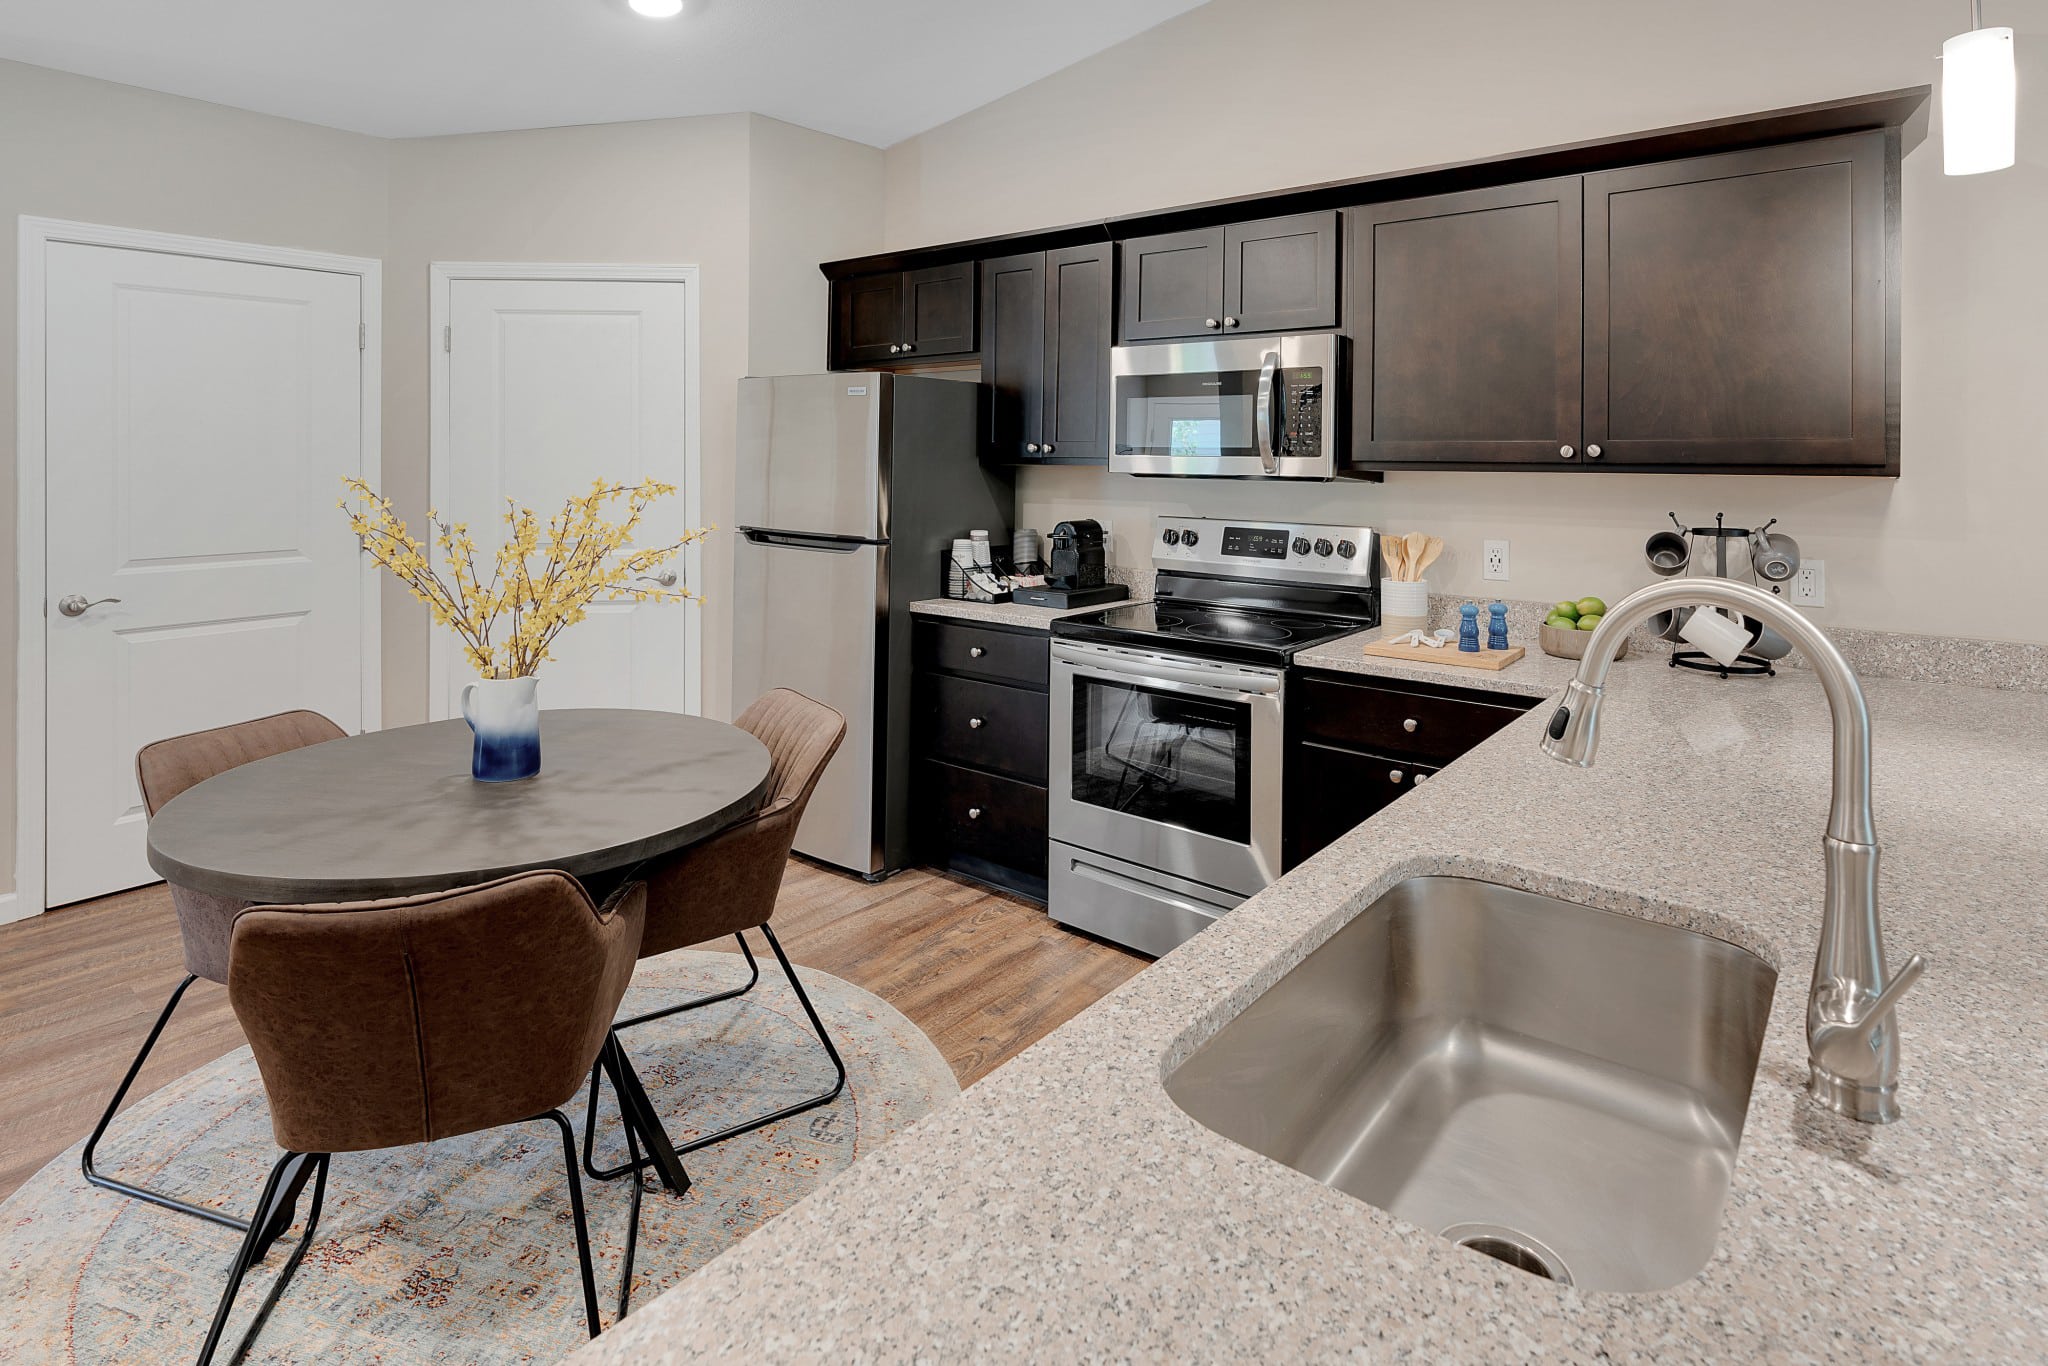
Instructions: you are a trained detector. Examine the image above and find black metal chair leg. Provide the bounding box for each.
[84,975,253,1235]
[540,1110,604,1339]
[195,1150,328,1366]
[583,925,849,1180]
[618,1110,647,1318]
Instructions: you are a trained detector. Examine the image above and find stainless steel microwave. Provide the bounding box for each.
[1110,332,1346,479]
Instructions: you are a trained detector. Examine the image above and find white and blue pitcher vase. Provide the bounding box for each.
[460,676,541,781]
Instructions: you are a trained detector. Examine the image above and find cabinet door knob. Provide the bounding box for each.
[1389,769,1405,784]
[1402,717,1418,733]
[1223,316,1240,328]
[1042,442,1056,455]
[967,807,983,820]
[968,646,986,658]
[1025,442,1041,454]
[1586,444,1603,459]
[900,341,915,353]
[888,344,902,354]
[1559,444,1577,459]
[968,717,984,729]
[1414,772,1429,784]
[1204,317,1220,329]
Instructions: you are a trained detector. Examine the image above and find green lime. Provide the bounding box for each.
[1551,600,1580,621]
[1545,615,1577,630]
[1575,597,1607,619]
[1576,613,1604,632]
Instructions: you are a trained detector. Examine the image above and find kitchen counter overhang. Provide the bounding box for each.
[574,645,2048,1361]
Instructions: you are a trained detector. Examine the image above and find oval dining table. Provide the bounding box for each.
[144,707,774,1196]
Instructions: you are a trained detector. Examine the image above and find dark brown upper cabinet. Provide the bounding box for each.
[1349,179,1584,468]
[1118,211,1340,342]
[980,243,1113,465]
[1584,133,1892,474]
[830,261,978,368]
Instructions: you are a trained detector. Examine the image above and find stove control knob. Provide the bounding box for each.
[1162,528,1180,546]
[1314,538,1334,557]
[1336,539,1357,559]
[1292,536,1312,556]
[1181,529,1199,548]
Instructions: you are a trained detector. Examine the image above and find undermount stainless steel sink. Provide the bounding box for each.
[1165,876,1778,1293]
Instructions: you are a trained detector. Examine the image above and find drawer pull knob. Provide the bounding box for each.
[1414,772,1429,784]
[967,806,983,820]
[1026,442,1041,454]
[969,646,986,658]
[1389,769,1405,784]
[968,717,984,728]
[1402,717,1418,733]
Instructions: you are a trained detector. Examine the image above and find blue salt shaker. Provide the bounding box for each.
[1458,602,1481,652]
[1488,601,1509,651]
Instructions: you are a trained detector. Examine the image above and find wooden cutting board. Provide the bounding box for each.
[1360,638,1526,670]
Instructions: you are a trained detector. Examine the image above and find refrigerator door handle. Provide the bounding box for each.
[739,526,887,553]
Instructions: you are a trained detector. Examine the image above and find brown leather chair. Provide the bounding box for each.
[583,689,848,1182]
[84,711,346,1229]
[197,871,647,1365]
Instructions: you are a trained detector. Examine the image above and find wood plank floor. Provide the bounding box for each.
[0,862,1145,1202]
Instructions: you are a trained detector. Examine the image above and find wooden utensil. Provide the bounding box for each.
[1384,535,1406,581]
[1417,535,1444,576]
[1404,531,1428,577]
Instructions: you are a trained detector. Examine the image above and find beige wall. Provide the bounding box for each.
[884,0,2048,646]
[1,64,878,900]
[0,60,390,901]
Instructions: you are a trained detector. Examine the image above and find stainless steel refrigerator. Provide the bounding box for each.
[732,373,1013,877]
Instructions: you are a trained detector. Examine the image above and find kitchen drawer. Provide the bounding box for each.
[1294,671,1532,765]
[915,759,1048,878]
[920,674,1048,783]
[1284,740,1441,870]
[914,620,1050,690]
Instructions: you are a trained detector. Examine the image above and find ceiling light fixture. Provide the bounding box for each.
[628,0,684,17]
[1942,0,2016,175]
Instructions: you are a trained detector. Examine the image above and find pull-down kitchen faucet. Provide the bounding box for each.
[1540,579,1927,1123]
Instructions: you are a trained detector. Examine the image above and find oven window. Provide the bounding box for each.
[1070,675,1251,842]
[1114,370,1258,457]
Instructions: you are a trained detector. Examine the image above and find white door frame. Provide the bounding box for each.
[427,261,704,720]
[12,216,383,919]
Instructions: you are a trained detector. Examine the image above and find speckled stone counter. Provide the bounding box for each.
[575,655,2048,1361]
[1294,623,1595,698]
[908,595,1139,632]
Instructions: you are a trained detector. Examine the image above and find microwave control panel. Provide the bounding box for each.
[1279,368,1324,456]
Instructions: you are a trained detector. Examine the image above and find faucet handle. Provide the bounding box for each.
[1819,954,1927,1039]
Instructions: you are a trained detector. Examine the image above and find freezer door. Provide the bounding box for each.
[731,532,885,874]
[735,374,886,541]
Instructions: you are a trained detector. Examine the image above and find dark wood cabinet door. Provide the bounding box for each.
[1282,740,1440,871]
[1224,210,1340,333]
[921,675,1049,783]
[1584,133,1891,473]
[1040,243,1113,464]
[1118,227,1224,341]
[981,252,1045,460]
[1348,178,1585,470]
[902,262,978,358]
[833,271,905,368]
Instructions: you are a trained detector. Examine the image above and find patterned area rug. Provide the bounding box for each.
[0,948,957,1364]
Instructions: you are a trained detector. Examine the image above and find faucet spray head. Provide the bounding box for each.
[1541,679,1605,767]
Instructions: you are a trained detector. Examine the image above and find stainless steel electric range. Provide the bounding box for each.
[1047,515,1379,956]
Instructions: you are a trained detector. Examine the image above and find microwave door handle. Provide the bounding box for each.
[1254,350,1281,474]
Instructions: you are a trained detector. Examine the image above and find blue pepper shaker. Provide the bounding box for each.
[1488,601,1509,651]
[1458,602,1481,652]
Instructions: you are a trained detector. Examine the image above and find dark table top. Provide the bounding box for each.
[145,709,774,904]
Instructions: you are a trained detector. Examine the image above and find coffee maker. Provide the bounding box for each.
[1013,519,1128,608]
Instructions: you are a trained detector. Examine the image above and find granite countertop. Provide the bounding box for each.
[575,645,2048,1361]
[1293,622,1594,698]
[908,596,1131,632]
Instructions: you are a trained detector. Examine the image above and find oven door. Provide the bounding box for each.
[1049,640,1283,896]
[1109,332,1343,479]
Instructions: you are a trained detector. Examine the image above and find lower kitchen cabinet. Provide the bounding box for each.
[1283,670,1537,870]
[911,619,1051,900]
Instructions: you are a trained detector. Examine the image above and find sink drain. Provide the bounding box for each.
[1440,1223,1573,1286]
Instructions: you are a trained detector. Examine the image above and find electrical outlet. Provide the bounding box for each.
[1482,540,1510,581]
[1791,559,1826,607]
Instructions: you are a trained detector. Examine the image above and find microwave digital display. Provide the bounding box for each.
[1221,526,1290,560]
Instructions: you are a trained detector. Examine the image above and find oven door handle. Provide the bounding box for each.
[1052,642,1282,698]
[1254,349,1281,475]
[1065,856,1238,921]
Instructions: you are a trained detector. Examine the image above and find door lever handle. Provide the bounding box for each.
[57,595,121,617]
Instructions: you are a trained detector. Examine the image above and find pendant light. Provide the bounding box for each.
[1943,0,2016,175]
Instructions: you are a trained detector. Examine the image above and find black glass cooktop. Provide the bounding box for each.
[1053,599,1370,665]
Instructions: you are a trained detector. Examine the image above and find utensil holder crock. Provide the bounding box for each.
[1382,579,1430,622]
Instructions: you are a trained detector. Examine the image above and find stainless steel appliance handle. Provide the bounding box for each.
[1067,856,1237,920]
[739,527,880,553]
[1254,350,1281,475]
[1052,642,1281,698]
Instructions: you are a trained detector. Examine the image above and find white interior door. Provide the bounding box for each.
[438,276,695,717]
[42,242,368,907]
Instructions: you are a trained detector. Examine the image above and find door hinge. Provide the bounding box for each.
[358,322,367,351]
[442,325,451,354]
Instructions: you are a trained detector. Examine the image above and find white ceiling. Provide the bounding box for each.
[0,0,1209,146]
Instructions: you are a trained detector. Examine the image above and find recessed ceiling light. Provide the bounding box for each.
[629,0,684,16]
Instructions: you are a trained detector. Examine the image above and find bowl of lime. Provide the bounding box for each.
[1538,597,1628,660]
